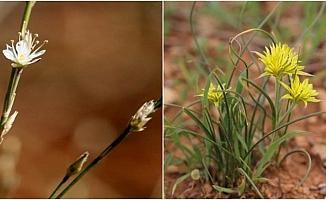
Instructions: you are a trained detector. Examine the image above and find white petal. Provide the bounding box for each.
[2,49,15,61]
[26,58,41,65]
[29,50,46,59]
[16,40,31,55]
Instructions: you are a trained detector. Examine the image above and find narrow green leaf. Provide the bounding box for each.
[278,149,311,187]
[242,78,276,129]
[255,130,307,178]
[245,111,326,159]
[238,168,264,198]
[236,72,245,94]
[171,173,191,196]
[212,185,237,194]
[183,108,212,138]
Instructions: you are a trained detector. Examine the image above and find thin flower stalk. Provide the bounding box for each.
[0,1,36,143]
[51,98,162,199]
[48,152,89,199]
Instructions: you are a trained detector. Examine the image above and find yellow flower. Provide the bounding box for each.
[280,76,319,107]
[255,43,310,78]
[198,83,225,107]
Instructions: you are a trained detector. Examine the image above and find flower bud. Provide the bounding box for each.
[0,111,18,143]
[66,152,89,177]
[130,100,156,132]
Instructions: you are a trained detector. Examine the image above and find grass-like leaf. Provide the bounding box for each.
[171,172,191,196]
[212,184,237,194]
[255,130,307,178]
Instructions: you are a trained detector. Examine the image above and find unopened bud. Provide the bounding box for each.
[130,100,156,132]
[0,111,18,143]
[66,152,89,177]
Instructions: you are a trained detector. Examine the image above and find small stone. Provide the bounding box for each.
[190,169,200,180]
[320,187,326,195]
[307,116,318,124]
[203,183,212,194]
[281,183,293,193]
[294,136,310,149]
[166,165,179,173]
[312,145,326,160]
[318,183,326,190]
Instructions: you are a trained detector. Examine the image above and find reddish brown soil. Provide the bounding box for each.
[165,130,326,198]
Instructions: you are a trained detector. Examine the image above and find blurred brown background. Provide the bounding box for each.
[0,2,162,198]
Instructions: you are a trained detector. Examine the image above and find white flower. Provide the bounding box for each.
[130,100,156,132]
[3,30,47,68]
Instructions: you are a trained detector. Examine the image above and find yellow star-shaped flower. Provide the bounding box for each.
[255,43,310,78]
[280,76,319,107]
[198,83,225,107]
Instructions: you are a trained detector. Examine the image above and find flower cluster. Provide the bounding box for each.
[3,30,47,68]
[257,42,319,106]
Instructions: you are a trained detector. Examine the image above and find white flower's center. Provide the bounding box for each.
[17,54,27,62]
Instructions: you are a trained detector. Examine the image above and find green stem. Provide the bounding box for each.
[227,2,281,88]
[277,149,311,187]
[271,78,281,144]
[0,69,18,125]
[53,125,131,198]
[275,102,295,161]
[278,102,296,125]
[0,1,35,135]
[20,1,35,33]
[244,111,326,159]
[190,2,210,73]
[48,175,69,199]
[53,97,162,198]
[274,78,281,126]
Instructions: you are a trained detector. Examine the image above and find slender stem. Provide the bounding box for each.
[274,78,281,126]
[278,149,311,187]
[275,102,295,161]
[20,1,35,33]
[154,96,162,109]
[49,97,162,199]
[48,175,69,199]
[53,97,162,198]
[0,69,18,125]
[278,102,296,125]
[190,2,210,74]
[54,125,131,199]
[271,78,281,144]
[0,1,35,135]
[227,2,281,88]
[244,111,326,159]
